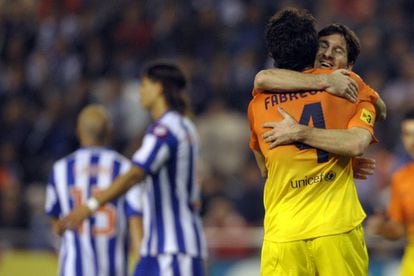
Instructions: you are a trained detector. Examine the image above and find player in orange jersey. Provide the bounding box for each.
[248,8,377,275]
[254,23,386,122]
[254,23,384,179]
[367,110,414,276]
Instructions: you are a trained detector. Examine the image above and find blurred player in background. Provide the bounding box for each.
[45,104,143,276]
[57,61,207,276]
[254,23,386,178]
[248,8,377,275]
[367,109,414,276]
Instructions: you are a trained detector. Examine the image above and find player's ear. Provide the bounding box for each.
[347,63,354,70]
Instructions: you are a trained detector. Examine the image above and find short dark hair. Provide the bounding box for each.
[141,61,191,115]
[318,23,360,66]
[265,8,318,71]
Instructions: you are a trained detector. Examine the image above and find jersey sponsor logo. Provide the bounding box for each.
[324,170,336,181]
[290,170,336,189]
[360,108,374,126]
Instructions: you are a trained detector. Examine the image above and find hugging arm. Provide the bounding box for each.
[262,107,372,157]
[254,68,358,102]
[254,68,387,119]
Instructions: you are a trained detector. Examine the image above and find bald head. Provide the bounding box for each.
[77,105,112,146]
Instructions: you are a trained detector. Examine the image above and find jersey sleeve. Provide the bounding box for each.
[349,72,379,104]
[347,73,377,139]
[247,100,260,151]
[125,183,143,217]
[132,124,172,174]
[347,101,376,135]
[388,172,404,223]
[368,86,379,104]
[44,169,61,218]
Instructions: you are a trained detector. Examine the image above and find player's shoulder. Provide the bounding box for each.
[53,151,77,168]
[107,149,130,164]
[147,119,173,142]
[152,111,192,135]
[304,68,333,74]
[247,91,265,115]
[347,70,362,80]
[307,68,363,82]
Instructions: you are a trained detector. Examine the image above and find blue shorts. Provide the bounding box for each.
[134,254,205,276]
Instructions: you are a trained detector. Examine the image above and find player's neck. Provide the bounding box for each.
[80,139,107,148]
[150,98,168,120]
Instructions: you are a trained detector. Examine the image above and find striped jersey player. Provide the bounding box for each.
[132,111,207,260]
[46,148,141,276]
[58,62,207,276]
[45,105,143,276]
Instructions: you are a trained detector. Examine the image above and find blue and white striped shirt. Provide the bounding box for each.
[132,111,207,258]
[45,147,142,276]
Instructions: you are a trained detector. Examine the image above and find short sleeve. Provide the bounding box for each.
[349,72,379,104]
[347,73,378,141]
[132,124,173,174]
[347,101,376,137]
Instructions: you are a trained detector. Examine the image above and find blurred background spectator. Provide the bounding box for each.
[0,0,412,275]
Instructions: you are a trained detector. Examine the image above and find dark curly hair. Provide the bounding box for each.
[318,23,361,66]
[265,8,318,71]
[141,61,192,116]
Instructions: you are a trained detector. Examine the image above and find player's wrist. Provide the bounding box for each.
[86,197,100,212]
[295,124,308,142]
[316,74,330,90]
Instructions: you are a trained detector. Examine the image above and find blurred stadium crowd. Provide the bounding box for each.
[0,0,414,272]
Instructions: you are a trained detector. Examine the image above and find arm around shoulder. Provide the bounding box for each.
[254,69,328,92]
[94,166,145,206]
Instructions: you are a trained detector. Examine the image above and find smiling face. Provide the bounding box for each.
[315,33,352,70]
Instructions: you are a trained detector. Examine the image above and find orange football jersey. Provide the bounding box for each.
[388,162,414,241]
[248,68,377,242]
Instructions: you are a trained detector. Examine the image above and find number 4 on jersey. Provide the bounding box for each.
[295,102,329,163]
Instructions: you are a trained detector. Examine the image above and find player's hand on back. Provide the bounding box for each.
[262,107,304,149]
[57,205,92,236]
[352,156,376,179]
[325,69,358,103]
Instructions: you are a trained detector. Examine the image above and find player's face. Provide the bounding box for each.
[139,76,162,109]
[401,119,414,158]
[315,33,351,70]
